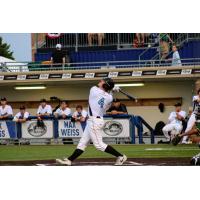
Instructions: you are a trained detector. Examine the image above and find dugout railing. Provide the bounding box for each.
[0,115,155,145]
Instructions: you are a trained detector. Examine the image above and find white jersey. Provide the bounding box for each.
[14,111,30,120]
[88,86,113,117]
[0,105,13,116]
[168,110,186,125]
[37,104,52,115]
[55,107,71,116]
[73,110,88,118]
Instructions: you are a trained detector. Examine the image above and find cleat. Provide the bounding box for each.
[56,158,72,166]
[115,155,127,166]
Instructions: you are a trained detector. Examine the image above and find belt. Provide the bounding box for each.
[89,116,102,119]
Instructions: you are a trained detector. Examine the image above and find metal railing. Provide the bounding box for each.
[36,33,194,51]
[1,58,200,72]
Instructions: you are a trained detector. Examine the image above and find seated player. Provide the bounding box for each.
[37,99,52,120]
[182,89,200,143]
[172,105,200,146]
[54,100,71,119]
[162,103,186,142]
[13,106,30,123]
[0,97,13,120]
[72,105,88,122]
[106,98,128,115]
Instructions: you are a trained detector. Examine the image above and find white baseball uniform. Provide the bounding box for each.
[55,107,71,116]
[13,111,30,121]
[72,110,88,118]
[77,86,112,151]
[37,104,52,115]
[162,110,186,140]
[182,95,200,143]
[0,105,13,116]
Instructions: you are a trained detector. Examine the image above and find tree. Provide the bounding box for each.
[0,37,14,60]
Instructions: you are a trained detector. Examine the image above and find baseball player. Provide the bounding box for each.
[162,103,186,142]
[182,89,200,144]
[0,97,13,119]
[54,100,71,119]
[56,78,127,165]
[72,105,88,122]
[13,106,30,123]
[37,99,52,119]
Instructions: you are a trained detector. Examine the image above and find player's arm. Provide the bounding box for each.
[168,112,174,123]
[79,111,87,122]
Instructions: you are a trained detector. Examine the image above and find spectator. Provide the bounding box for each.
[88,33,104,46]
[0,97,13,119]
[159,33,173,60]
[54,100,71,119]
[72,105,88,122]
[37,99,52,120]
[135,33,145,47]
[50,44,68,68]
[171,44,182,66]
[13,106,30,123]
[106,99,128,115]
[162,103,186,142]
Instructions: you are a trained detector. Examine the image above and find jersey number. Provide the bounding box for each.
[98,98,105,108]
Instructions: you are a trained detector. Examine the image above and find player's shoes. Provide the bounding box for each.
[56,158,72,166]
[115,155,127,166]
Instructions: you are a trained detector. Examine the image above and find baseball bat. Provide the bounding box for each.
[119,89,138,102]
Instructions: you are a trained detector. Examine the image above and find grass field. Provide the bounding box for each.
[0,144,199,161]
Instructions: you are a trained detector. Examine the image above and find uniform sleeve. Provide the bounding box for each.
[64,108,71,116]
[47,105,52,114]
[168,112,174,122]
[54,108,60,115]
[7,106,13,115]
[37,106,41,114]
[193,95,198,102]
[24,112,30,119]
[82,110,88,118]
[180,111,186,119]
[72,111,77,118]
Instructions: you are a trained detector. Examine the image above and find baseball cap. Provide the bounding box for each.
[20,105,26,110]
[113,98,120,102]
[1,97,7,101]
[174,102,182,107]
[56,44,62,49]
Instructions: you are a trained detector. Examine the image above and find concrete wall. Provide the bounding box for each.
[0,80,195,128]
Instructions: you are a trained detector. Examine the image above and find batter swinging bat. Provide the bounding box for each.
[119,89,138,102]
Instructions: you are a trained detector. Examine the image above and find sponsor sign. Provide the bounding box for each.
[102,119,130,137]
[58,120,84,138]
[0,121,17,139]
[22,120,53,138]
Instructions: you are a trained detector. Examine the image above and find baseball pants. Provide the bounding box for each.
[162,123,183,141]
[77,117,107,151]
[182,113,196,143]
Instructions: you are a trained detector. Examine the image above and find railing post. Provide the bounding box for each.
[75,33,78,52]
[117,33,120,50]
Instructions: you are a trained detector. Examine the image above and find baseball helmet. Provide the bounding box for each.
[190,153,200,165]
[102,78,115,91]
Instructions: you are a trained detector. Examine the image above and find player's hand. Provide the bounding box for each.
[111,110,118,115]
[112,86,120,92]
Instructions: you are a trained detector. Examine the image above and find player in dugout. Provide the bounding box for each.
[0,97,13,120]
[13,106,30,123]
[106,98,128,115]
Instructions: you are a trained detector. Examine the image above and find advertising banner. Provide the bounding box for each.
[0,121,17,139]
[22,120,53,139]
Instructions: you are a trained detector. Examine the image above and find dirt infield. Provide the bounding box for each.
[0,157,192,166]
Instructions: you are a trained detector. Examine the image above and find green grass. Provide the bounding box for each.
[0,144,199,161]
